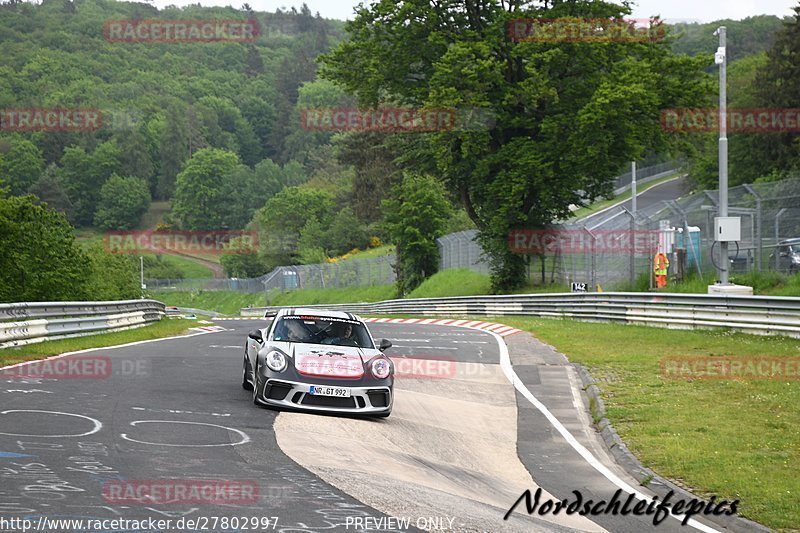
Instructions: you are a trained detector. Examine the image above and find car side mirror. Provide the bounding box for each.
[248,330,263,343]
[379,339,392,352]
[780,251,790,257]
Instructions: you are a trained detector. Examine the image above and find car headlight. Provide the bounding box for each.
[265,351,287,372]
[371,358,391,379]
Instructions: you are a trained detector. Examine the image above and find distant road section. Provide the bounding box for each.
[580,175,687,226]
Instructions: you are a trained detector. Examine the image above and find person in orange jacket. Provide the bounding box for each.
[654,252,670,289]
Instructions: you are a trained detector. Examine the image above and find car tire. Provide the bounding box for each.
[242,353,253,391]
[252,360,263,406]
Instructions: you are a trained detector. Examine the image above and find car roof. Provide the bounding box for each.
[779,238,800,245]
[276,307,362,322]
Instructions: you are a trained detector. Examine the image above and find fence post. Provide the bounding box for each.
[743,184,762,272]
[776,207,788,244]
[584,227,597,291]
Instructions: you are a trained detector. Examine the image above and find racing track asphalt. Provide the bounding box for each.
[0,318,744,533]
[579,175,688,227]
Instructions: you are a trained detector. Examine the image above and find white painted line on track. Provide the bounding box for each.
[486,328,720,533]
[120,420,250,447]
[0,329,222,374]
[0,410,102,438]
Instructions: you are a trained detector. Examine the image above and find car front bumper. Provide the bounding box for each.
[255,378,393,415]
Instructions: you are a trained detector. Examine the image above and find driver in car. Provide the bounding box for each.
[325,322,358,347]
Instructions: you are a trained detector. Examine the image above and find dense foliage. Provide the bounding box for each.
[0,194,139,302]
[321,0,710,290]
[687,8,800,189]
[0,0,792,300]
[382,174,452,296]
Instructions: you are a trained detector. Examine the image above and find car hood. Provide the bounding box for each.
[291,344,380,379]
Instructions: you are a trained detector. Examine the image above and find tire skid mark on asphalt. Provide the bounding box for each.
[273,361,606,533]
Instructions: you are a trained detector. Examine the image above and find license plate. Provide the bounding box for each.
[309,385,351,398]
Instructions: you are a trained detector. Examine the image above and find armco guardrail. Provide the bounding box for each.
[0,300,165,348]
[242,292,800,338]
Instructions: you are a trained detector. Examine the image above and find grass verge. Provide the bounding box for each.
[150,290,264,315]
[153,286,396,314]
[498,316,800,530]
[408,269,491,298]
[269,285,395,306]
[0,318,194,368]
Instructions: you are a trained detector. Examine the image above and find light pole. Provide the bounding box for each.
[631,161,637,218]
[715,26,730,284]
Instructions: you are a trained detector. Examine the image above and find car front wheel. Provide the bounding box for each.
[242,353,253,391]
[251,360,263,405]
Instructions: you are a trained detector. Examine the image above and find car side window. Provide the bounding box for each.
[272,320,288,341]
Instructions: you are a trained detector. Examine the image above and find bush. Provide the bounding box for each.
[142,255,185,280]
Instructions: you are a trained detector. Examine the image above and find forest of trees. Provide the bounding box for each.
[1,0,798,300]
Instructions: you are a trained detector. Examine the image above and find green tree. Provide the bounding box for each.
[382,174,452,296]
[60,141,123,226]
[0,194,88,302]
[297,216,327,263]
[322,0,709,290]
[251,186,334,266]
[172,148,240,230]
[739,8,800,179]
[115,127,156,186]
[93,174,151,230]
[325,207,369,256]
[0,137,45,196]
[220,246,271,278]
[83,243,140,301]
[28,163,73,216]
[158,103,191,199]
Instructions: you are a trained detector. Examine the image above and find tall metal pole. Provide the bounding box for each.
[717,26,730,284]
[631,161,637,218]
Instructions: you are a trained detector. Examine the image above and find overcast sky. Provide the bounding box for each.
[151,0,797,23]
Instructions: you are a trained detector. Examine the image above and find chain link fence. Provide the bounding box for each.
[527,175,800,291]
[612,161,677,194]
[146,161,699,295]
[146,255,396,295]
[436,230,490,274]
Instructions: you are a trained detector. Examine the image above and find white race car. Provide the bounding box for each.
[242,308,394,417]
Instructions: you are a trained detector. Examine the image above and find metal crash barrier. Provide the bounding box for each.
[0,300,165,348]
[242,292,800,338]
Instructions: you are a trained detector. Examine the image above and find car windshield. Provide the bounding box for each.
[272,316,373,348]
